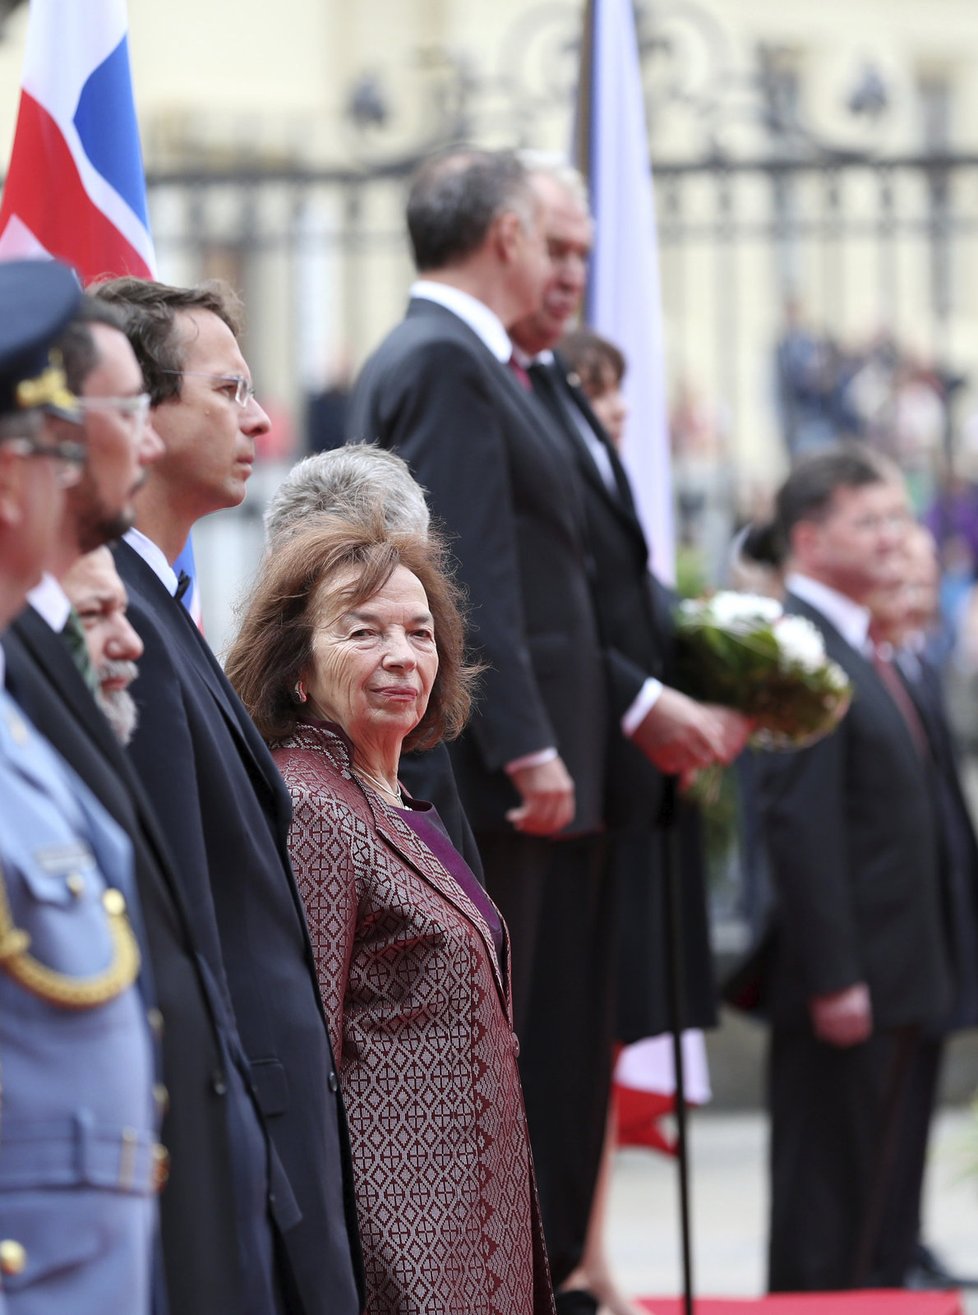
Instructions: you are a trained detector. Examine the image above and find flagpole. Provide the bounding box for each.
[662,790,695,1315]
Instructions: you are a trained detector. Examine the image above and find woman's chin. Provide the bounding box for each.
[361,706,424,739]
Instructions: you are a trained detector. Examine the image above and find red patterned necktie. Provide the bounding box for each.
[871,646,930,759]
[506,353,532,392]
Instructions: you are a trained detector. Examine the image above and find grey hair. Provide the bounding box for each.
[264,444,431,545]
[406,148,536,272]
[95,665,140,746]
[518,150,592,217]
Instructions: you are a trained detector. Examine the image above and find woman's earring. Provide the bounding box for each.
[294,679,307,703]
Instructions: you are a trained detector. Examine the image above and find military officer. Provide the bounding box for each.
[0,259,161,1313]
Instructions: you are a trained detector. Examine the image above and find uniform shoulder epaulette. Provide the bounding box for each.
[0,860,140,1010]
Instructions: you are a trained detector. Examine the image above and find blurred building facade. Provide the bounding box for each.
[3,0,978,635]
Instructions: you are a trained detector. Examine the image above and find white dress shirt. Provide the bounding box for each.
[410,281,512,363]
[786,572,871,653]
[123,527,180,598]
[26,572,72,633]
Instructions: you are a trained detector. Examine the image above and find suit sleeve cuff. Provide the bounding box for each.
[504,747,559,775]
[622,678,664,737]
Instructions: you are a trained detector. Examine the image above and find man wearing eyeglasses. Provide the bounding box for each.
[0,259,163,1314]
[2,291,276,1314]
[90,276,364,1315]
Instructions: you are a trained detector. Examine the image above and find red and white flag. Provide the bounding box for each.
[0,0,202,620]
[575,0,676,583]
[0,0,156,281]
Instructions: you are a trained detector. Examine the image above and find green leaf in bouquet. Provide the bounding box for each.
[675,598,853,749]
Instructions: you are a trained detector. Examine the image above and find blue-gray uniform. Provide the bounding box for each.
[0,675,160,1314]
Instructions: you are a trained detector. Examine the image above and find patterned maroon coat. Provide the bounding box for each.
[272,722,555,1315]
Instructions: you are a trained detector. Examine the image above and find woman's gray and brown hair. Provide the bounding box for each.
[226,517,480,751]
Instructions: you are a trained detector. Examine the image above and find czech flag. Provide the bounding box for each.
[0,0,156,282]
[575,0,676,584]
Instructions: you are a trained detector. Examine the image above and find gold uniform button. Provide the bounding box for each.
[66,873,85,898]
[153,1082,170,1115]
[102,888,126,916]
[146,1008,164,1038]
[0,1239,27,1276]
[152,1144,170,1193]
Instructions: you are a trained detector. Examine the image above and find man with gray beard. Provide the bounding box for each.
[61,546,141,745]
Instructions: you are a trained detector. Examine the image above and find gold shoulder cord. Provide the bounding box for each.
[0,860,140,1010]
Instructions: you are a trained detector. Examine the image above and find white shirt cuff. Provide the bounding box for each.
[622,678,664,737]
[504,747,559,775]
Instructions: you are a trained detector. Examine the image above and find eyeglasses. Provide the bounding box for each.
[159,371,257,407]
[2,436,88,488]
[76,393,151,433]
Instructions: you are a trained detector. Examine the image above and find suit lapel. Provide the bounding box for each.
[786,592,925,766]
[373,798,510,1015]
[118,541,288,814]
[406,299,589,541]
[560,363,643,517]
[539,355,649,555]
[309,725,511,1016]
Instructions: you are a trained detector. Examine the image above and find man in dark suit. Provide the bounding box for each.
[346,147,622,1304]
[3,296,282,1313]
[751,446,951,1291]
[869,521,978,1288]
[509,154,748,916]
[91,277,363,1315]
[507,160,748,1309]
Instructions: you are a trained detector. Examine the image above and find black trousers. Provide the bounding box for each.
[480,831,615,1287]
[874,1035,943,1281]
[767,1024,922,1292]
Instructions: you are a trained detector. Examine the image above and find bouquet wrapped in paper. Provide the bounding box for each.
[675,591,853,750]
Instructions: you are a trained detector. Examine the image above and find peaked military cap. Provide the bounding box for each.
[0,259,84,422]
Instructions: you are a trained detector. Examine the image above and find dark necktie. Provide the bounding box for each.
[174,570,192,604]
[61,608,100,695]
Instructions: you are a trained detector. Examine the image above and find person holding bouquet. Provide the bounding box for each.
[509,158,749,1314]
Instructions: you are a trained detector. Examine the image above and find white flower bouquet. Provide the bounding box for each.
[676,591,853,750]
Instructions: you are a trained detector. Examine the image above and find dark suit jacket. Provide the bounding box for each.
[113,540,363,1315]
[3,606,248,1315]
[751,594,951,1030]
[529,355,671,831]
[899,652,978,1031]
[347,298,608,837]
[528,357,717,1033]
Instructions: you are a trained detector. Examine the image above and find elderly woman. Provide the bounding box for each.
[226,520,554,1315]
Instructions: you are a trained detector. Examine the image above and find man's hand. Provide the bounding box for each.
[632,688,752,774]
[506,757,575,836]
[809,983,873,1047]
